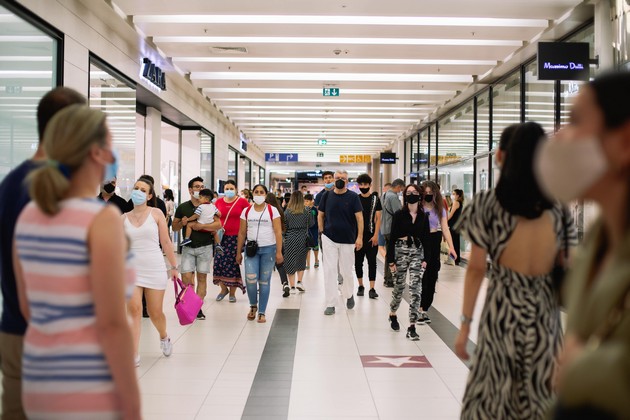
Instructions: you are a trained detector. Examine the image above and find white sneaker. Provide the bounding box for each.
[296,282,306,292]
[134,355,141,367]
[290,287,297,294]
[160,337,173,357]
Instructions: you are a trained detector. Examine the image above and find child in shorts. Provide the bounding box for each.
[181,189,224,254]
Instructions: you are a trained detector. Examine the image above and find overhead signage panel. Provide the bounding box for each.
[265,153,298,162]
[537,42,590,81]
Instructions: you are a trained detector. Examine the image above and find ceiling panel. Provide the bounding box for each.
[110,0,585,161]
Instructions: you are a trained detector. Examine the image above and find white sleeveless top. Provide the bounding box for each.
[124,210,168,290]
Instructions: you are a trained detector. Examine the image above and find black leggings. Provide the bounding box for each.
[276,244,289,286]
[421,232,443,311]
[355,240,378,281]
[449,222,461,264]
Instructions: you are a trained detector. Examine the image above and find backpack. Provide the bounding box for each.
[245,204,274,219]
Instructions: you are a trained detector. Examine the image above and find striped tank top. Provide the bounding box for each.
[14,198,135,419]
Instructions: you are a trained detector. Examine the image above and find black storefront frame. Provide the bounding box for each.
[0,0,64,87]
[404,21,594,194]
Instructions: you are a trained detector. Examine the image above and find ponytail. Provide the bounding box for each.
[29,104,107,215]
[29,163,71,215]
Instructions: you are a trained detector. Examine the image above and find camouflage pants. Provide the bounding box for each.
[389,242,425,323]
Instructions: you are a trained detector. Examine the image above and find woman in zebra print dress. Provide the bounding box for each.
[454,122,577,420]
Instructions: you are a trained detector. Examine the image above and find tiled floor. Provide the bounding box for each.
[135,255,488,420]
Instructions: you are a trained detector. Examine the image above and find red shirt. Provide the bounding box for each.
[216,197,250,236]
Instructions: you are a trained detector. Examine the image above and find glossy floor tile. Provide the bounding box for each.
[131,254,481,419]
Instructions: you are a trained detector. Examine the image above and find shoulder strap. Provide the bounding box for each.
[245,203,252,218]
[267,204,273,219]
[225,197,242,222]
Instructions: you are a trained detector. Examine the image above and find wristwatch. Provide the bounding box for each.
[460,315,473,325]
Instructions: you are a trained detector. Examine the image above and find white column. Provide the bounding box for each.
[594,0,615,71]
[181,130,201,203]
[145,107,162,183]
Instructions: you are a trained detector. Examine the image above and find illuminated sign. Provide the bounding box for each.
[537,42,590,81]
[142,58,166,90]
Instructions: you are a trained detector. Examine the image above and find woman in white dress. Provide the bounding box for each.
[124,178,179,366]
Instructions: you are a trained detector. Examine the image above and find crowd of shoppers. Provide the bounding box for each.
[2,71,629,419]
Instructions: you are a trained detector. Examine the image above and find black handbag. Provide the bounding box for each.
[245,240,259,257]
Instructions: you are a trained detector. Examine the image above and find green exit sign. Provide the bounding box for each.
[317,139,327,145]
[322,88,339,97]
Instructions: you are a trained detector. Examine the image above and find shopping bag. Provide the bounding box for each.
[173,277,203,325]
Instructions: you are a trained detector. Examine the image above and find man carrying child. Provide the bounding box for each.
[181,188,224,255]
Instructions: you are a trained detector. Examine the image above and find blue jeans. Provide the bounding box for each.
[244,244,276,314]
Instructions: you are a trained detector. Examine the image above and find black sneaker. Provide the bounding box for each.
[196,309,206,320]
[357,285,365,296]
[369,288,378,299]
[282,284,290,298]
[389,314,400,331]
[406,325,420,341]
[422,312,432,324]
[384,279,394,288]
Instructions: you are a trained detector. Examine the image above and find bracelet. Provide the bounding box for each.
[460,314,473,325]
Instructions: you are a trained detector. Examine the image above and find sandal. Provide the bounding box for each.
[216,293,227,302]
[314,262,319,268]
[257,313,266,323]
[247,306,257,321]
[229,295,236,303]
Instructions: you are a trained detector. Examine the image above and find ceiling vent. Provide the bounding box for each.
[210,46,248,54]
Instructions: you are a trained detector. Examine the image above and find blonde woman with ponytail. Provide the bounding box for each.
[13,104,141,419]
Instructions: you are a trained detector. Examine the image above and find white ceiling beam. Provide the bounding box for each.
[135,15,548,28]
[191,72,472,83]
[173,57,497,66]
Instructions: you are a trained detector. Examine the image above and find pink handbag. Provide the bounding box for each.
[173,277,203,325]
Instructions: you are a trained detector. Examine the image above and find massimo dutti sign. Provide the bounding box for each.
[537,42,590,81]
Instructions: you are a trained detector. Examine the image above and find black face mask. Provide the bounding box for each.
[335,179,346,189]
[359,187,370,194]
[103,183,115,194]
[424,194,434,203]
[406,194,420,204]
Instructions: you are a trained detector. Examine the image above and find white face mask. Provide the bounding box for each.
[535,137,608,203]
[192,191,200,199]
[253,196,266,205]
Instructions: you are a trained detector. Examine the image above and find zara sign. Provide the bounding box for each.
[142,58,166,90]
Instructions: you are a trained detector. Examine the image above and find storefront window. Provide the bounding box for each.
[200,131,213,192]
[524,60,555,134]
[475,154,490,194]
[0,4,58,181]
[476,91,490,153]
[228,148,237,184]
[89,59,136,197]
[259,166,266,186]
[241,155,251,189]
[438,100,475,166]
[492,71,521,149]
[160,121,180,204]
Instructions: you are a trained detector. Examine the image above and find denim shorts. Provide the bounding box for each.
[180,244,213,274]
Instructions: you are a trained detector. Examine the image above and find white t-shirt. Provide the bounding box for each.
[240,204,280,247]
[195,203,218,224]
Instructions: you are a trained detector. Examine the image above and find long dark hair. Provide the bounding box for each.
[495,122,552,218]
[453,189,464,204]
[164,188,174,201]
[421,180,445,218]
[266,192,285,228]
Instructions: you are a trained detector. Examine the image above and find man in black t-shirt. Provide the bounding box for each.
[355,173,382,299]
[318,170,363,315]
